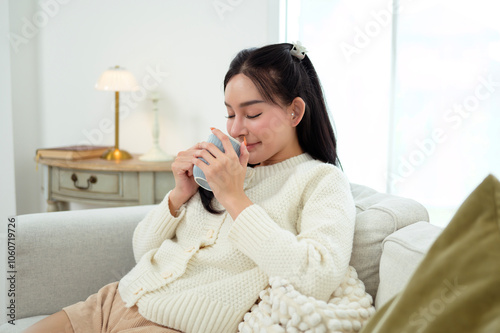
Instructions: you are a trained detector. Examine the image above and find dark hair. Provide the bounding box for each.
[200,43,340,214]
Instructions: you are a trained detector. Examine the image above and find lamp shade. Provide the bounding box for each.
[95,66,139,91]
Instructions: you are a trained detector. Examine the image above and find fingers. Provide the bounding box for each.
[172,147,201,176]
[176,129,242,177]
[194,148,217,166]
[210,128,239,158]
[191,154,208,172]
[239,140,249,168]
[172,153,195,176]
[196,142,223,159]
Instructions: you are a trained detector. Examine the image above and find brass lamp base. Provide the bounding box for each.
[101,148,132,161]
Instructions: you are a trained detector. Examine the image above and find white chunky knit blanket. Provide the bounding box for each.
[238,266,376,333]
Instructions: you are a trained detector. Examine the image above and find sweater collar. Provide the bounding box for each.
[244,153,314,187]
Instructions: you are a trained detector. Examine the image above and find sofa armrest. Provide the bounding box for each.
[6,205,153,320]
[349,183,430,300]
[375,221,443,308]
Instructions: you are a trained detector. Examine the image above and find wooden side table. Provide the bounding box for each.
[38,155,175,212]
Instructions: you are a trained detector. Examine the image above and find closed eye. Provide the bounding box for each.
[225,113,262,119]
[247,113,262,119]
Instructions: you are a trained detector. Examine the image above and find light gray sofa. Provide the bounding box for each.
[0,184,443,332]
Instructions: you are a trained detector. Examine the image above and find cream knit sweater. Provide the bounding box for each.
[118,153,356,333]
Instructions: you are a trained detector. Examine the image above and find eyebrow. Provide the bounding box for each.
[224,100,265,108]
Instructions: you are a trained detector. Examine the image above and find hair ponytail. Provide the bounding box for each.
[294,55,340,166]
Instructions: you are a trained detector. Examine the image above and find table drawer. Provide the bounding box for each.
[50,168,140,203]
[40,156,174,210]
[59,170,120,194]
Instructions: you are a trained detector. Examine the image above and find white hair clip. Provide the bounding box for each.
[290,41,307,60]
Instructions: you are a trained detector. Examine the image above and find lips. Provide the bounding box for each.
[245,142,260,151]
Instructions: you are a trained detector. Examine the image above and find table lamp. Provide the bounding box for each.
[95,65,139,160]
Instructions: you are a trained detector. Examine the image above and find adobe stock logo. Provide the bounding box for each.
[339,0,443,63]
[405,277,466,333]
[79,65,169,147]
[339,5,395,63]
[387,74,500,188]
[212,0,244,21]
[8,0,72,54]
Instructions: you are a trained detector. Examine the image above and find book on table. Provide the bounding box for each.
[36,145,111,160]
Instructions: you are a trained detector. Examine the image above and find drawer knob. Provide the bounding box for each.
[71,173,97,190]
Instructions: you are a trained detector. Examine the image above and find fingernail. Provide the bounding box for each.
[243,136,247,146]
[210,127,215,131]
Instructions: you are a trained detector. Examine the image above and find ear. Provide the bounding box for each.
[287,97,306,127]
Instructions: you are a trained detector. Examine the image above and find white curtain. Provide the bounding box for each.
[284,0,500,226]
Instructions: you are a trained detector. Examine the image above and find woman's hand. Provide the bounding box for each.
[192,128,253,219]
[169,145,201,215]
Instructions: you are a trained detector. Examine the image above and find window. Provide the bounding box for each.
[284,0,500,226]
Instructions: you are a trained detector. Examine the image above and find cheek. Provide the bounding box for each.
[256,115,289,141]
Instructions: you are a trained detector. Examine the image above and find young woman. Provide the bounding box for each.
[26,42,356,333]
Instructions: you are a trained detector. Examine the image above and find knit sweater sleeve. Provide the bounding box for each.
[132,191,187,263]
[228,167,355,301]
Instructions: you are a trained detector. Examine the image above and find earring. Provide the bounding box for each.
[291,112,295,118]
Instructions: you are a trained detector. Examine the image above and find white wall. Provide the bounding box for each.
[8,0,41,215]
[1,0,17,324]
[8,0,280,214]
[1,1,17,217]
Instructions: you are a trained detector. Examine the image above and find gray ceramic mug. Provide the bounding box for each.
[193,133,241,191]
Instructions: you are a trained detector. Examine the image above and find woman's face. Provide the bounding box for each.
[225,74,303,166]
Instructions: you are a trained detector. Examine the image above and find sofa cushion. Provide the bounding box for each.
[375,221,442,308]
[349,183,429,300]
[13,205,153,320]
[360,174,500,332]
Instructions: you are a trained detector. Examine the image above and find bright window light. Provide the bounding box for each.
[284,0,500,227]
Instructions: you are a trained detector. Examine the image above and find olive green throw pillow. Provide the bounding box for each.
[361,174,500,333]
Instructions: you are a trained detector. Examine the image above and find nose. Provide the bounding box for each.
[227,115,248,141]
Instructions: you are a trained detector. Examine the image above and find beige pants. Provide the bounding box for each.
[63,281,182,333]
